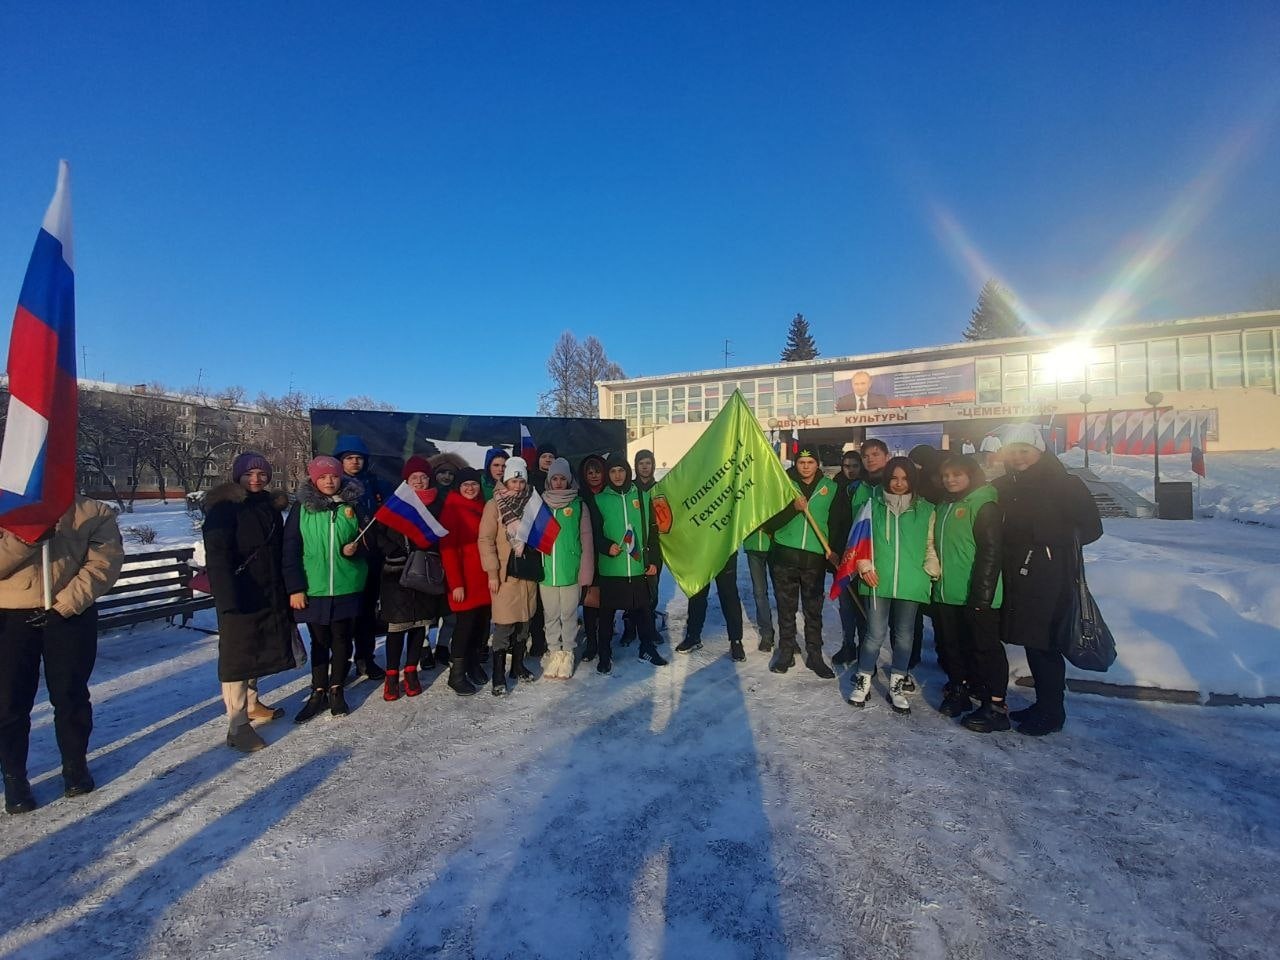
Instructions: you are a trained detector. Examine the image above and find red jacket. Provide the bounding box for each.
[439,492,491,612]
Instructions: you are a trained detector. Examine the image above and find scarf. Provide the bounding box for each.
[542,485,577,510]
[493,482,533,554]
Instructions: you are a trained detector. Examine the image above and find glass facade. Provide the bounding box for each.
[608,324,1280,438]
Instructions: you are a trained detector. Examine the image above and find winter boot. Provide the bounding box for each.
[329,685,350,716]
[465,642,489,686]
[805,651,835,679]
[294,688,328,724]
[419,646,436,670]
[404,666,423,697]
[962,700,1011,733]
[769,642,796,674]
[433,644,449,667]
[638,641,668,666]
[510,643,536,681]
[62,760,95,798]
[729,640,746,662]
[383,670,401,702]
[619,614,637,647]
[226,724,267,753]
[1009,703,1040,724]
[831,641,857,666]
[247,700,285,722]
[887,673,911,714]
[448,657,477,696]
[675,636,702,654]
[1017,712,1065,737]
[757,635,774,653]
[356,658,386,681]
[3,774,36,815]
[491,651,508,696]
[597,637,613,675]
[847,671,872,708]
[939,682,973,718]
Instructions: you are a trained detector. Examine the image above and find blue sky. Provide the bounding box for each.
[2,2,1278,415]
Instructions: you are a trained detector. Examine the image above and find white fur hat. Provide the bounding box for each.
[503,456,529,482]
[1002,423,1046,451]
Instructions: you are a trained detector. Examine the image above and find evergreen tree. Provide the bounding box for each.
[780,313,819,361]
[964,280,1027,340]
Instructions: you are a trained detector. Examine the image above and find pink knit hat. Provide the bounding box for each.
[307,455,342,484]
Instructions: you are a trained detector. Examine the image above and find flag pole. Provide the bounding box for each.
[802,506,833,556]
[41,541,53,610]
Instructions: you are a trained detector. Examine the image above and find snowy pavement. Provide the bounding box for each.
[2,554,1278,960]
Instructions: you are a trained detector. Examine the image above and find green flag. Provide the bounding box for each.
[652,391,795,596]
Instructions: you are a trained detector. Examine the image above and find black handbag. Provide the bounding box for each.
[400,549,446,595]
[1058,538,1117,672]
[506,546,544,582]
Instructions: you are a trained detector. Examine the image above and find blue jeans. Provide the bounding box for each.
[745,551,774,646]
[857,596,918,675]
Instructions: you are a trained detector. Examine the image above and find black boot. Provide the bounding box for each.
[3,773,36,815]
[619,614,637,647]
[448,656,477,696]
[355,657,386,681]
[805,649,835,679]
[433,644,449,667]
[831,641,857,666]
[638,640,668,666]
[597,636,613,675]
[491,650,507,696]
[419,646,435,669]
[581,608,599,662]
[939,682,973,718]
[329,685,350,716]
[510,642,536,681]
[294,688,328,723]
[769,642,796,674]
[729,639,746,662]
[62,760,95,798]
[962,700,1011,733]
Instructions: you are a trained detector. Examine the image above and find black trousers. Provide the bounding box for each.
[686,555,743,644]
[309,620,354,689]
[385,626,426,672]
[0,607,99,777]
[769,559,824,659]
[452,607,491,669]
[600,605,659,664]
[352,557,383,662]
[1026,647,1067,721]
[931,604,1009,699]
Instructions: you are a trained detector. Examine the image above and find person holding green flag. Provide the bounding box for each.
[763,448,838,678]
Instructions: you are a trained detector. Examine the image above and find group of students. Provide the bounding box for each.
[203,422,1102,754]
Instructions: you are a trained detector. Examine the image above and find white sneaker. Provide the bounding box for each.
[848,672,872,708]
[888,673,911,714]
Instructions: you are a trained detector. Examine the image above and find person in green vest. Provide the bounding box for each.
[931,454,1008,732]
[283,456,370,722]
[587,452,668,673]
[847,457,939,713]
[741,524,775,652]
[763,448,838,678]
[539,459,595,679]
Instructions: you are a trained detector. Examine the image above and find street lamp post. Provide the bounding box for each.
[1078,393,1092,470]
[1145,391,1164,515]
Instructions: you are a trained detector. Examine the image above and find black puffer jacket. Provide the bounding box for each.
[202,483,296,683]
[993,453,1102,650]
[372,520,446,626]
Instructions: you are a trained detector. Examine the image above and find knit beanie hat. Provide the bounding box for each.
[546,457,574,486]
[307,455,342,484]
[537,444,558,461]
[1002,423,1046,451]
[455,466,482,486]
[503,456,529,482]
[232,451,272,483]
[402,455,433,481]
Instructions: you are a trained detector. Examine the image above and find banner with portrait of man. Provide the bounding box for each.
[834,358,976,411]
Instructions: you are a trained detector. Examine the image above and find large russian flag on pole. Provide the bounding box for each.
[519,422,537,463]
[518,489,561,555]
[0,161,78,545]
[374,481,449,549]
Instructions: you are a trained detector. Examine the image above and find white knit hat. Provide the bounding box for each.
[503,456,529,481]
[1002,423,1046,451]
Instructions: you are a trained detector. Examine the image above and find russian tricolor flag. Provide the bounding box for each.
[829,498,874,600]
[374,481,449,549]
[0,161,78,544]
[519,422,537,463]
[518,489,561,555]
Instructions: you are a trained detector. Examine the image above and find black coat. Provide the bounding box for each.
[993,453,1103,651]
[372,522,446,626]
[202,484,296,683]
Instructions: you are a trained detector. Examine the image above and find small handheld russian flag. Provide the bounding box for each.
[374,481,449,549]
[519,423,538,464]
[829,498,874,600]
[518,489,561,554]
[621,525,642,561]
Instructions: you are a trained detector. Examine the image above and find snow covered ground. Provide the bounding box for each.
[3,485,1274,958]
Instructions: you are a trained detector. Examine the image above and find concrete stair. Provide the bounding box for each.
[1068,468,1155,519]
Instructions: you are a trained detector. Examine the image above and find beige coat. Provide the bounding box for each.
[478,498,538,625]
[0,497,124,617]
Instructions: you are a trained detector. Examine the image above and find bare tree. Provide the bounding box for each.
[256,390,326,491]
[537,332,625,417]
[343,394,397,411]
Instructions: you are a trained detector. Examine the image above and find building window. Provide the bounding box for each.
[1002,354,1027,402]
[976,357,1001,404]
[1212,332,1243,388]
[1030,353,1057,401]
[1179,336,1211,391]
[1055,349,1086,400]
[1086,346,1115,398]
[1116,342,1148,396]
[1244,330,1275,389]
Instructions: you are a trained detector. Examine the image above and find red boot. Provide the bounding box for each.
[404,665,423,697]
[382,670,400,701]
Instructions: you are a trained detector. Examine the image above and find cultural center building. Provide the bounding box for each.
[597,310,1280,466]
